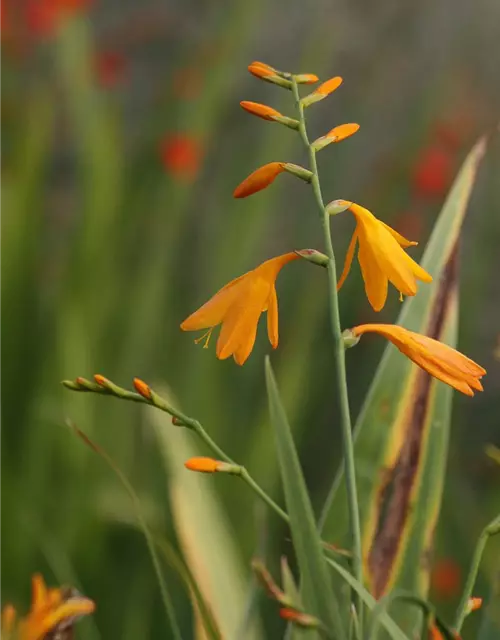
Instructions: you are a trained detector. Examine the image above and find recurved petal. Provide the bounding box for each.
[234,162,285,198]
[358,237,388,312]
[402,346,476,396]
[379,220,418,248]
[266,285,279,348]
[180,273,247,331]
[409,333,486,376]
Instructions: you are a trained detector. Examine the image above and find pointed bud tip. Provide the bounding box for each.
[133,378,151,399]
[295,249,329,267]
[326,199,352,215]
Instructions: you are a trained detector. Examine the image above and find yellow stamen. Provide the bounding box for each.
[194,328,214,349]
[399,291,404,302]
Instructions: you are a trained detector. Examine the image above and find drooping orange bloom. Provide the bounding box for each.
[159,134,202,181]
[181,252,300,364]
[1,574,95,640]
[336,200,432,311]
[240,101,283,121]
[233,162,285,198]
[351,324,486,396]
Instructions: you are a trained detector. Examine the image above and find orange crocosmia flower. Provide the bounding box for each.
[240,101,282,121]
[159,134,202,180]
[1,574,95,640]
[184,457,221,473]
[351,324,486,396]
[233,162,285,198]
[335,200,432,311]
[315,76,343,96]
[180,252,300,364]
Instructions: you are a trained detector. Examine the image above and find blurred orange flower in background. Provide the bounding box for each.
[412,144,454,198]
[159,134,203,181]
[95,50,127,88]
[1,573,95,640]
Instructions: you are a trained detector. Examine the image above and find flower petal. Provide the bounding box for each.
[180,274,246,331]
[379,220,418,248]
[233,162,285,198]
[337,228,358,291]
[266,285,279,348]
[358,237,388,312]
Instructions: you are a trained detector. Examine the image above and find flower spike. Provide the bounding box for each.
[350,324,486,396]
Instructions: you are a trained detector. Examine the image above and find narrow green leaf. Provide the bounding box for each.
[320,139,486,634]
[265,358,344,638]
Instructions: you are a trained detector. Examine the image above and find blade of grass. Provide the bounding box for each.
[265,357,344,638]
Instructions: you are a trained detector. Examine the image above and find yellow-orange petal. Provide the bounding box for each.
[315,76,343,96]
[234,162,285,198]
[325,123,360,142]
[379,220,418,248]
[240,101,282,121]
[32,574,49,612]
[248,61,276,78]
[184,457,221,473]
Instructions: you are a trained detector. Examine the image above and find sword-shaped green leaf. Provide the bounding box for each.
[320,138,486,634]
[265,358,345,638]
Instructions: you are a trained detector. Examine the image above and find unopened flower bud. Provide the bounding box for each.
[184,457,241,475]
[312,123,360,151]
[248,61,292,89]
[325,199,352,216]
[133,378,151,400]
[466,597,482,614]
[301,76,343,107]
[295,249,329,267]
[293,73,319,85]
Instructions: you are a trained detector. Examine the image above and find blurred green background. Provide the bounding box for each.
[2,1,499,638]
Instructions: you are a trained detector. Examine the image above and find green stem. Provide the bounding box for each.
[292,79,363,627]
[240,467,290,522]
[453,514,500,632]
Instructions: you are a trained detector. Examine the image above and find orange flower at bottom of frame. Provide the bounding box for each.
[351,324,486,396]
[1,574,95,640]
[181,252,300,364]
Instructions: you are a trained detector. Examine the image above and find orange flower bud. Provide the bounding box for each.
[312,123,360,151]
[93,374,109,387]
[240,101,282,121]
[294,73,319,84]
[279,608,320,628]
[467,597,482,613]
[248,61,276,78]
[184,457,222,473]
[301,76,343,107]
[133,378,151,400]
[316,76,343,96]
[233,162,285,198]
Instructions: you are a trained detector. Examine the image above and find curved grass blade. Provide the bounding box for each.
[265,358,345,639]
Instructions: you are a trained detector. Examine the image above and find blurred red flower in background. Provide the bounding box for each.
[159,134,202,181]
[431,558,462,599]
[411,144,454,199]
[95,50,127,88]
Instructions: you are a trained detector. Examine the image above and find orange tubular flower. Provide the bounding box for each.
[180,252,300,364]
[1,574,95,640]
[234,162,285,198]
[336,200,432,311]
[240,101,282,121]
[351,324,486,396]
[184,457,222,473]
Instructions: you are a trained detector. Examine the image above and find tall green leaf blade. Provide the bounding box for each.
[265,358,344,638]
[320,139,486,632]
